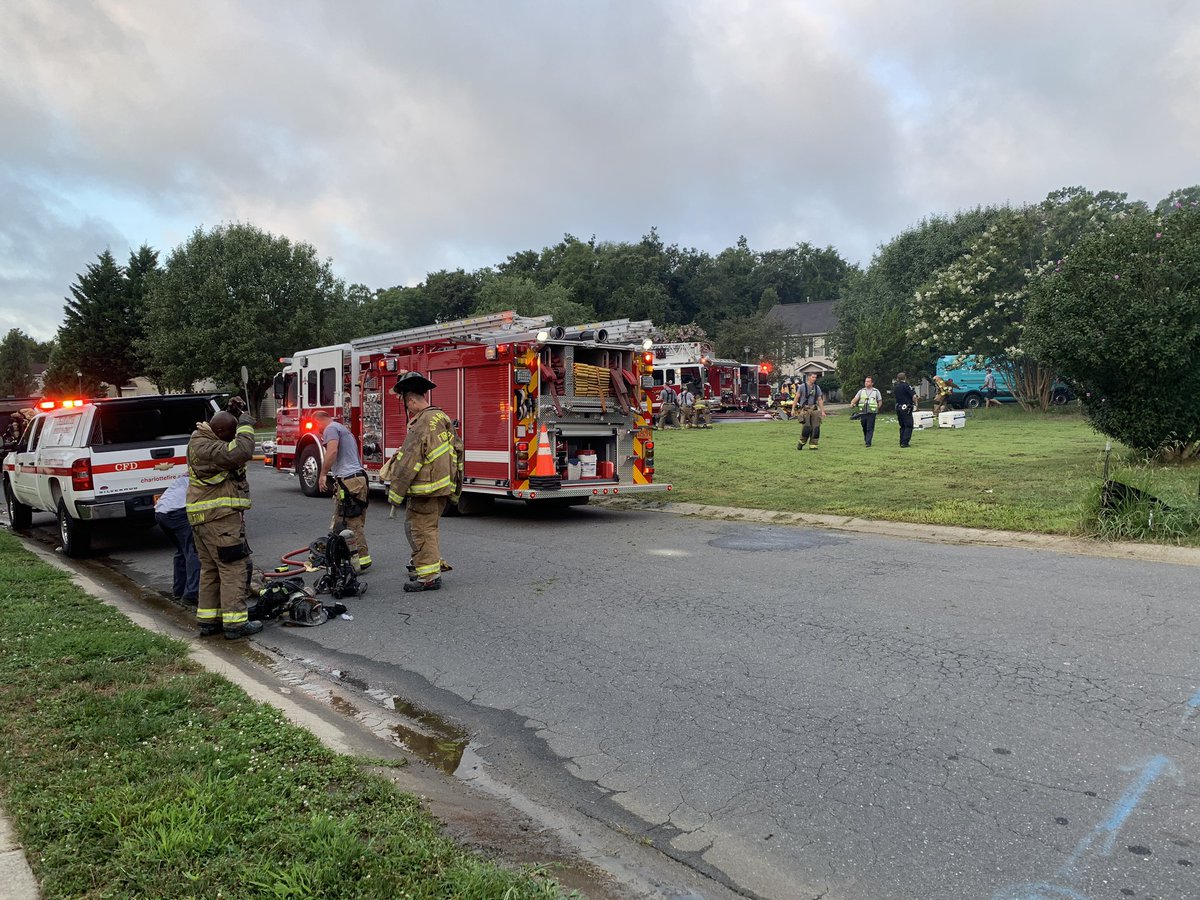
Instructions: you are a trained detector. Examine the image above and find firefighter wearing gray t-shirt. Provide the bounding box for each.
[313,410,371,570]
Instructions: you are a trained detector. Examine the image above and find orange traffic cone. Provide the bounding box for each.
[528,424,562,490]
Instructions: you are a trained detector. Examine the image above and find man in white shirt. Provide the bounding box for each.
[850,376,883,447]
[154,473,199,604]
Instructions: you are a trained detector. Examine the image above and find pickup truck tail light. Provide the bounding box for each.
[71,459,93,491]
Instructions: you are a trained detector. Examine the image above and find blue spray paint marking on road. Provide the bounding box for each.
[1173,688,1200,732]
[993,755,1172,900]
[1060,754,1170,876]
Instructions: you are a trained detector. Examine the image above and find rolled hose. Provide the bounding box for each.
[263,546,310,579]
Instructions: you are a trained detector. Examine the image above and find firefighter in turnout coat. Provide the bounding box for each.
[387,371,464,592]
[186,399,262,639]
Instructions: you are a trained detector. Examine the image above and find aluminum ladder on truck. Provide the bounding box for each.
[351,311,554,353]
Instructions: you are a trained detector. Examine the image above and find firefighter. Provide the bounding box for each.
[388,371,464,593]
[656,384,680,429]
[932,375,958,413]
[794,373,826,450]
[313,409,371,570]
[3,408,35,446]
[186,398,261,639]
[693,393,713,428]
[679,385,696,427]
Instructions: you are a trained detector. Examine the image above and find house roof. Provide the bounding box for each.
[764,300,838,336]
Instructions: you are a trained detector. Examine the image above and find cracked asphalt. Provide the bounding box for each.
[17,468,1200,899]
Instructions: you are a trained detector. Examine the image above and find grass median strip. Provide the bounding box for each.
[0,531,569,899]
[658,407,1200,542]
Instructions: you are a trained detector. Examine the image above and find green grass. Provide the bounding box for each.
[656,405,1200,542]
[0,531,570,899]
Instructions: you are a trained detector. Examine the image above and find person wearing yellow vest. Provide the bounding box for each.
[850,376,883,447]
[387,371,464,592]
[186,399,260,639]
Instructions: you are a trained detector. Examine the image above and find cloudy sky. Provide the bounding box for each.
[2,1,1197,341]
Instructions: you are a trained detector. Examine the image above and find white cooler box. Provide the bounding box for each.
[938,410,966,428]
[913,411,935,429]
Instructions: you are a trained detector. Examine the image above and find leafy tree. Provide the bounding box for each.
[712,315,782,369]
[41,344,105,397]
[911,188,1143,410]
[754,242,852,305]
[422,269,483,321]
[141,224,355,410]
[0,329,39,396]
[472,274,593,325]
[52,249,148,394]
[833,207,1002,387]
[1025,202,1200,459]
[1154,185,1200,218]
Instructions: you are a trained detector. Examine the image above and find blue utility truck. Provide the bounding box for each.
[935,356,1073,408]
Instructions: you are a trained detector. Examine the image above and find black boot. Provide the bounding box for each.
[224,621,264,640]
[198,623,222,637]
[403,578,441,593]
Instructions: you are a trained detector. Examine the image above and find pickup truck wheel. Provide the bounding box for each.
[4,479,33,530]
[297,445,324,497]
[962,392,983,409]
[57,499,91,557]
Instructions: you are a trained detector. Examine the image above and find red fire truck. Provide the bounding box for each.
[268,312,669,511]
[647,342,762,412]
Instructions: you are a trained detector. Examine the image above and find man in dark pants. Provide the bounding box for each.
[893,372,917,448]
[849,376,882,447]
[794,372,826,450]
[154,473,199,603]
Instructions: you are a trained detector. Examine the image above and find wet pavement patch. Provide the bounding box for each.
[708,526,847,552]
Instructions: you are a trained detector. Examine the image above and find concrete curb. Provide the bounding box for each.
[0,802,40,900]
[633,501,1200,568]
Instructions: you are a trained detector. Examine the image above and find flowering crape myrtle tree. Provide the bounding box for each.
[911,188,1143,410]
[1026,198,1200,459]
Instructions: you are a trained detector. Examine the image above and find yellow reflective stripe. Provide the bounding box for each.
[188,466,227,486]
[186,497,251,512]
[408,475,451,495]
[236,425,255,436]
[196,608,219,621]
[388,489,405,505]
[414,562,441,577]
[222,610,248,625]
[424,440,451,464]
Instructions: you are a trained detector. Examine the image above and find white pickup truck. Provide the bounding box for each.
[2,394,222,556]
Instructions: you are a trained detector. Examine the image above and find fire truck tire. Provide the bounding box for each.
[450,493,494,516]
[296,445,325,497]
[57,499,91,558]
[4,477,33,530]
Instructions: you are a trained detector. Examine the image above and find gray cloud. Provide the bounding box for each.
[2,0,1197,340]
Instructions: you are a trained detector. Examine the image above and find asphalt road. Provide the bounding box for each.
[9,468,1200,900]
